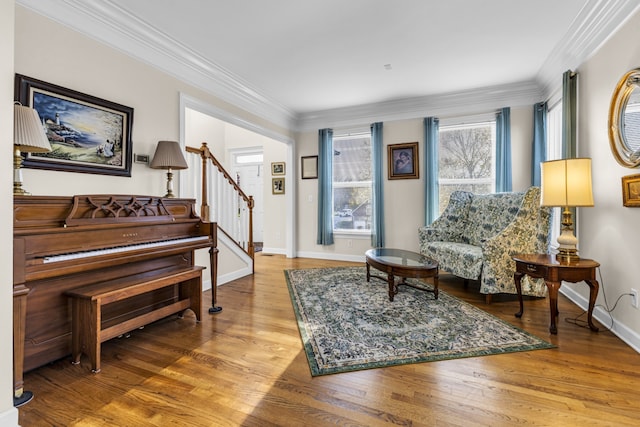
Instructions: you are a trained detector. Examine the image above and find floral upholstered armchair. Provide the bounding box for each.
[418,187,550,303]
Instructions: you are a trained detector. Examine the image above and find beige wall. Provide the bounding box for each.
[295,106,534,260]
[2,0,19,424]
[569,9,640,346]
[14,7,291,199]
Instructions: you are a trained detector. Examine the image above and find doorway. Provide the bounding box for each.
[231,149,264,247]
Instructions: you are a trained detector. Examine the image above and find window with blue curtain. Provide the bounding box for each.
[495,107,512,192]
[532,102,547,186]
[316,128,334,245]
[423,117,439,225]
[371,122,384,247]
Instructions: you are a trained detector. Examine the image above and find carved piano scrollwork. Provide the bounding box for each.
[65,195,174,227]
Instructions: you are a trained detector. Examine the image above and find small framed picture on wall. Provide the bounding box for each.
[301,155,318,179]
[388,142,419,179]
[622,173,640,207]
[272,162,285,175]
[272,177,285,195]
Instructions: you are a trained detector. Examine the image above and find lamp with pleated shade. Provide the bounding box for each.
[13,103,52,196]
[150,140,188,198]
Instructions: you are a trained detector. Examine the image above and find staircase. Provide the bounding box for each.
[186,142,255,274]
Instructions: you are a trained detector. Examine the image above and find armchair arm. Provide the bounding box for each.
[479,187,549,296]
[419,190,473,246]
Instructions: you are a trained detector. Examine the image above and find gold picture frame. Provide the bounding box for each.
[388,142,419,179]
[622,173,640,207]
[271,162,285,175]
[272,177,285,195]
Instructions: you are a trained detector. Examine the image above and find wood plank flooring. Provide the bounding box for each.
[18,254,640,426]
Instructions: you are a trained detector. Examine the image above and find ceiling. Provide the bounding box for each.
[15,0,640,130]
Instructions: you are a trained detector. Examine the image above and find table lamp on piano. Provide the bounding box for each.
[150,140,188,198]
[13,103,51,196]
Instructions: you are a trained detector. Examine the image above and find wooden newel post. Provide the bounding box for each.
[248,196,254,266]
[185,142,220,313]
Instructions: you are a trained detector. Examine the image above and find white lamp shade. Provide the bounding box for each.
[14,104,51,153]
[540,158,594,207]
[150,140,188,170]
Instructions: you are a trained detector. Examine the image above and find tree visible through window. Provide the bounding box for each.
[438,122,495,214]
[332,133,372,231]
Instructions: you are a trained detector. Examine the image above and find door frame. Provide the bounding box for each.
[179,93,296,258]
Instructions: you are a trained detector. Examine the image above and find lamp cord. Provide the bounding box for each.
[563,267,632,331]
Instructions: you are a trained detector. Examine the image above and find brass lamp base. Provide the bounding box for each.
[556,250,580,264]
[14,148,31,196]
[555,207,581,264]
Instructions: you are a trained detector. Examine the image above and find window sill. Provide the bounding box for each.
[334,230,371,239]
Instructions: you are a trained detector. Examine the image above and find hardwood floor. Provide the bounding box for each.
[19,254,640,426]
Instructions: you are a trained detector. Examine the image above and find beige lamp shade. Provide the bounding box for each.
[14,104,52,195]
[150,140,188,198]
[14,104,51,152]
[540,158,594,207]
[150,140,188,170]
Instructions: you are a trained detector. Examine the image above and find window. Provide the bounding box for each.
[332,133,372,232]
[233,151,263,165]
[438,121,496,214]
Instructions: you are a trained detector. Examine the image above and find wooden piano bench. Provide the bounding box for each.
[65,265,204,373]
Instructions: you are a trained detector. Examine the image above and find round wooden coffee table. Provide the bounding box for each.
[365,248,439,301]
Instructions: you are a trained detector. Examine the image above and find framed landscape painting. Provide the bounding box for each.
[15,74,133,177]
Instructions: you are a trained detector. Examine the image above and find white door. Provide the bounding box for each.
[234,163,264,244]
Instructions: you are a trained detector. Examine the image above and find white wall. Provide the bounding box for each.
[567,8,640,350]
[184,109,288,255]
[2,0,20,424]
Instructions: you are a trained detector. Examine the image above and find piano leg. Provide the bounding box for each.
[13,284,34,407]
[208,245,222,314]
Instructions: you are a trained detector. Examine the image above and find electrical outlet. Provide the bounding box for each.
[631,288,639,309]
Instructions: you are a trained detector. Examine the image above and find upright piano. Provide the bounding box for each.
[13,194,217,398]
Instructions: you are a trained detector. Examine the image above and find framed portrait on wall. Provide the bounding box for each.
[388,142,419,179]
[15,74,133,177]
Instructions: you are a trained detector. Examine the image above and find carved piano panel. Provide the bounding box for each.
[13,195,217,377]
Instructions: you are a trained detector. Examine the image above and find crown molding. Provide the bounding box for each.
[16,0,298,130]
[296,81,542,132]
[537,0,640,99]
[16,0,639,133]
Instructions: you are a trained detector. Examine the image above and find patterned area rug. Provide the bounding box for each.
[285,266,554,376]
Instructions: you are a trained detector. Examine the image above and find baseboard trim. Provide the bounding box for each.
[560,286,640,353]
[295,251,366,263]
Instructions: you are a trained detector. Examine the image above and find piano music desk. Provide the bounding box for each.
[65,265,204,373]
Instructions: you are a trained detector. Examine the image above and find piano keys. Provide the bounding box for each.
[13,194,218,388]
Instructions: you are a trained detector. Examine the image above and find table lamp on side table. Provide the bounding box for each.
[540,158,594,263]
